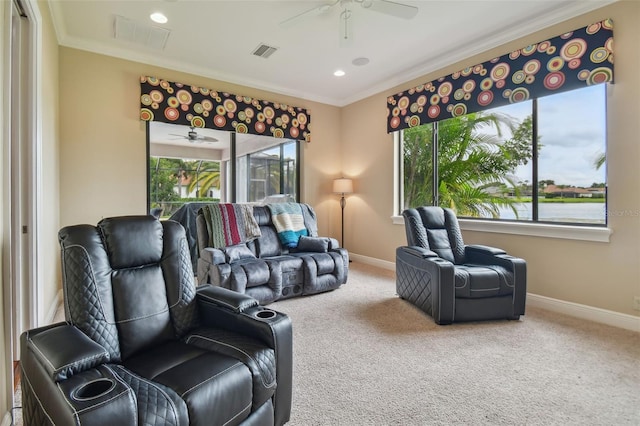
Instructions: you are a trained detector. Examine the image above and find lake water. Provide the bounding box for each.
[494,202,606,224]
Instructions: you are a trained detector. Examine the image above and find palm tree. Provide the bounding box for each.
[593,152,605,170]
[404,112,533,218]
[188,161,221,197]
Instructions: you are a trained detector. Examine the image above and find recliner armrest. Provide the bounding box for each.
[195,285,293,426]
[466,244,506,256]
[24,323,110,382]
[399,245,439,259]
[197,284,259,313]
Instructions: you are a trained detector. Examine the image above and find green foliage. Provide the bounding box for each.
[149,157,185,204]
[187,161,221,197]
[403,111,534,218]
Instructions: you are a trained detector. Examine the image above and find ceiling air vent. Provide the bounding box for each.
[114,15,170,50]
[252,43,278,59]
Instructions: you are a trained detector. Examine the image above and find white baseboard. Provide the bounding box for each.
[527,293,640,332]
[350,253,396,271]
[350,253,640,332]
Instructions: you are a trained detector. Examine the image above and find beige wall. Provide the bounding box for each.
[58,49,343,237]
[342,2,640,316]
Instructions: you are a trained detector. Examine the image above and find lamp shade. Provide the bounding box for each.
[333,178,353,194]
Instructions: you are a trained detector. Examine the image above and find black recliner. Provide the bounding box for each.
[20,216,292,425]
[396,207,526,325]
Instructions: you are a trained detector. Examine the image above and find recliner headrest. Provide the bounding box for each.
[98,216,163,269]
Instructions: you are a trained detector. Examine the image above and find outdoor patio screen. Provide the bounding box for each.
[386,19,613,133]
[140,76,311,142]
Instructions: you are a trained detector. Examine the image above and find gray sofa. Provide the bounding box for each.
[196,203,349,304]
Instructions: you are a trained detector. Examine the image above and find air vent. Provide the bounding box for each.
[252,43,278,59]
[114,15,170,50]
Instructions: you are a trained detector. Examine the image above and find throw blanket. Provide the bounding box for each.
[200,203,261,249]
[267,203,308,248]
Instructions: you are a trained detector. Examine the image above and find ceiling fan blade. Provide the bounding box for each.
[168,134,185,138]
[200,136,219,143]
[362,0,418,19]
[279,0,338,28]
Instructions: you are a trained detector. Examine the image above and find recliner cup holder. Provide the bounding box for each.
[254,309,277,320]
[72,378,116,401]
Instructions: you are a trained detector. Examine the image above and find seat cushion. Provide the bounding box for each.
[454,264,514,299]
[231,259,270,289]
[123,341,253,426]
[301,253,336,275]
[185,327,277,411]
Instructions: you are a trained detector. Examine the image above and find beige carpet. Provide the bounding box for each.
[14,262,639,425]
[270,262,640,425]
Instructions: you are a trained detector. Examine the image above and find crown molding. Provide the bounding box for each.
[47,0,618,107]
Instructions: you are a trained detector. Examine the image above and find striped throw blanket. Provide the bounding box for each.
[267,203,308,248]
[200,203,261,249]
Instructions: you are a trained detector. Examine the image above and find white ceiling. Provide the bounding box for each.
[48,0,615,107]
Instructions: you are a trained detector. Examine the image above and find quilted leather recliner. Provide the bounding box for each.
[20,216,292,425]
[396,207,526,325]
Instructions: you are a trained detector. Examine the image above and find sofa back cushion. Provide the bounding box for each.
[253,206,284,257]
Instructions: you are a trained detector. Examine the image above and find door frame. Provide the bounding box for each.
[1,0,42,415]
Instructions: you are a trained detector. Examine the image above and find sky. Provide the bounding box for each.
[487,84,607,188]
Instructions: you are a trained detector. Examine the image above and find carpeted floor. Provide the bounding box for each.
[14,262,640,425]
[270,262,640,425]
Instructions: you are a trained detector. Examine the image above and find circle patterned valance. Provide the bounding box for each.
[140,77,311,142]
[387,19,613,133]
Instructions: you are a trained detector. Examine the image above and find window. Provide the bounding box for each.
[399,84,607,225]
[233,136,299,203]
[149,158,221,217]
[148,123,300,218]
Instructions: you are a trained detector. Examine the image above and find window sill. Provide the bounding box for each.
[391,215,612,242]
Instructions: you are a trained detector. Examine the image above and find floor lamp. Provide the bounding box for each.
[333,178,353,248]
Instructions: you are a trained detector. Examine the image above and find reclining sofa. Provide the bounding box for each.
[21,216,292,425]
[196,203,348,304]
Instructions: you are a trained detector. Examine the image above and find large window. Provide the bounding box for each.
[399,84,607,225]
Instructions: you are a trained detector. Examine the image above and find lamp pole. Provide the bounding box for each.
[340,192,346,247]
[332,177,353,248]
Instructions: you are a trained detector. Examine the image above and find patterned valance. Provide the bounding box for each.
[140,77,311,142]
[387,19,613,133]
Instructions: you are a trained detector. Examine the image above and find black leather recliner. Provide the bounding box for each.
[396,207,526,325]
[20,216,292,425]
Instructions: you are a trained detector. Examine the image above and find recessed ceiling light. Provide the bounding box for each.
[334,70,346,77]
[352,57,370,66]
[150,12,168,24]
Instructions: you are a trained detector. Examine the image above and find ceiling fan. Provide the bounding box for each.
[169,127,218,144]
[280,0,418,44]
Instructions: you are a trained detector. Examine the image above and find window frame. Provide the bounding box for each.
[393,86,612,242]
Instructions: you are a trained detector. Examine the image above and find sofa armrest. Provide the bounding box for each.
[23,323,110,382]
[200,247,226,265]
[327,237,340,250]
